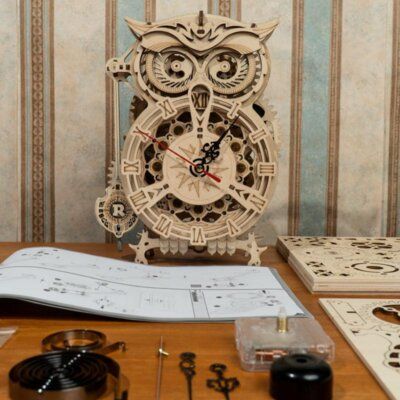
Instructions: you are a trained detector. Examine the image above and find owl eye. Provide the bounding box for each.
[206,51,256,96]
[144,51,194,95]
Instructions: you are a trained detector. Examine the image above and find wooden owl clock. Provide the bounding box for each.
[96,11,280,266]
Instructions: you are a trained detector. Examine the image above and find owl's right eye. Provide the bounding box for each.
[143,50,194,95]
[206,51,256,96]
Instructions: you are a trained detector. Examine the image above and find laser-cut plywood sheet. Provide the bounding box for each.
[320,298,400,400]
[276,236,400,292]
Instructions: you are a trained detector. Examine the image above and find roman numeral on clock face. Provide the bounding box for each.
[226,218,240,237]
[248,193,267,213]
[157,98,177,119]
[129,190,148,214]
[249,128,268,144]
[227,182,268,213]
[257,162,276,176]
[121,159,141,175]
[129,182,169,214]
[190,226,206,246]
[153,215,173,237]
[191,92,209,109]
[227,101,241,119]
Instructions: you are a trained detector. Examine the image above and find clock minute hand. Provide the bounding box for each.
[135,130,222,184]
[215,115,240,146]
[200,115,239,164]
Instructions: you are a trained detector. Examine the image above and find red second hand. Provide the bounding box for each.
[136,130,222,183]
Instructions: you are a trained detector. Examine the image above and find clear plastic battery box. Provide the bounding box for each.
[235,316,335,371]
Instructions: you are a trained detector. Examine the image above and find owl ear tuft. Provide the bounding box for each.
[252,18,279,42]
[125,17,154,39]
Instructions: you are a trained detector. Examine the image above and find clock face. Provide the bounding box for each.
[121,95,278,245]
[162,130,236,205]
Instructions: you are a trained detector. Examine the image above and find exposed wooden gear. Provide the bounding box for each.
[101,12,280,265]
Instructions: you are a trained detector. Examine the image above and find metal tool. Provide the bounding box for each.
[156,336,169,400]
[207,364,239,400]
[179,352,196,400]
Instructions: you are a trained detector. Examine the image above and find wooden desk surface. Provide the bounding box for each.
[0,243,395,400]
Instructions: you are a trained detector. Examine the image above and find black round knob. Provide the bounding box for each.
[270,354,333,400]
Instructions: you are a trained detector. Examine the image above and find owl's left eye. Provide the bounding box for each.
[144,51,194,95]
[206,51,256,96]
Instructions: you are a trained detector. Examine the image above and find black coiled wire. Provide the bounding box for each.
[9,350,127,400]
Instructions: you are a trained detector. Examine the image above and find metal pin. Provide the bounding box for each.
[277,306,288,333]
[198,10,204,26]
[156,336,169,400]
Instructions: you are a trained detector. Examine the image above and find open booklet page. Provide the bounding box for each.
[0,247,308,321]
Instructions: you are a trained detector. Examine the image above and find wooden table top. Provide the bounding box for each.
[0,242,395,400]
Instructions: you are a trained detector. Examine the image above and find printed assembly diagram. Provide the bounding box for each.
[0,247,307,321]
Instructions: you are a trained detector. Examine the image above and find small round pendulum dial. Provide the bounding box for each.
[95,70,137,241]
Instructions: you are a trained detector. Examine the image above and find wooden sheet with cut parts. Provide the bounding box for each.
[320,298,400,400]
[277,236,400,292]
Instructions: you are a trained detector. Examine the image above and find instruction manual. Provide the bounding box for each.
[0,247,308,321]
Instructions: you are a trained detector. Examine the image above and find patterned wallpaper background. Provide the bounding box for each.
[1,0,399,244]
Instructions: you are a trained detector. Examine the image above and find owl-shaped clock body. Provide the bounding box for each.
[107,12,280,265]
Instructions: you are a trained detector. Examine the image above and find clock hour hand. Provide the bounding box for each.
[135,129,222,183]
[198,115,239,166]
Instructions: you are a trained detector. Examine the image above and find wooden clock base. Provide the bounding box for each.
[129,231,267,266]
